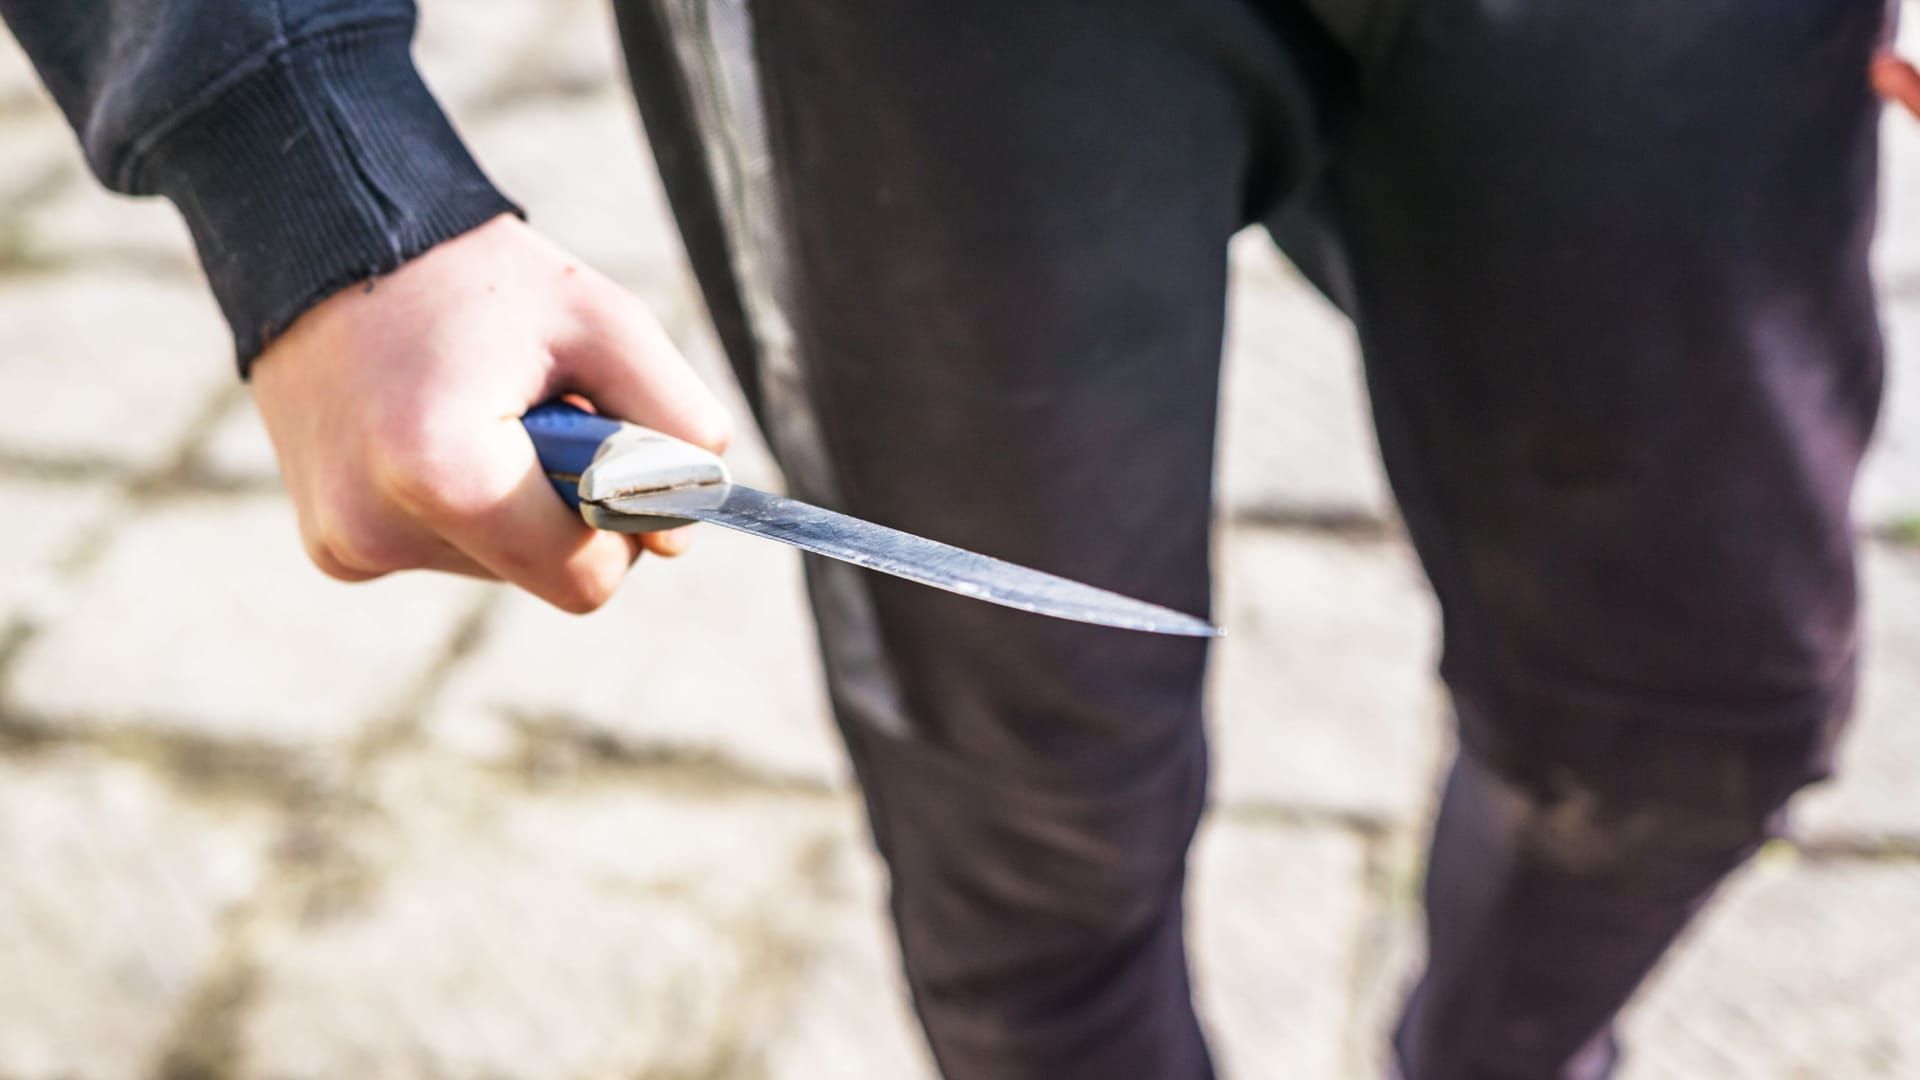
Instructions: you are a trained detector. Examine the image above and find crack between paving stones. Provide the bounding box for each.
[99,592,522,1077]
[0,95,55,122]
[146,799,393,1080]
[348,590,505,769]
[1864,519,1920,549]
[498,706,844,800]
[1211,800,1401,844]
[0,449,143,485]
[0,704,337,816]
[151,946,260,1080]
[466,66,617,117]
[0,196,198,277]
[128,383,252,500]
[1789,833,1920,864]
[0,166,83,273]
[1339,826,1422,1080]
[1226,506,1920,554]
[1227,504,1402,539]
[0,140,197,278]
[675,831,850,1080]
[0,619,38,714]
[0,384,257,596]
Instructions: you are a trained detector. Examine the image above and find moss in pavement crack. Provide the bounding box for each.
[151,951,260,1080]
[1884,516,1920,548]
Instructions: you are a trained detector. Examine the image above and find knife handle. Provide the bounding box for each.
[522,401,624,510]
[522,400,731,526]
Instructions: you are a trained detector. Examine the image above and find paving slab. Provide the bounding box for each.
[762,837,940,1080]
[1344,875,1428,1080]
[0,749,270,1080]
[0,476,114,627]
[416,0,622,116]
[1620,849,1920,1079]
[241,756,846,1080]
[0,19,44,112]
[1191,817,1374,1080]
[414,0,563,113]
[1219,234,1394,523]
[0,71,200,273]
[0,274,232,471]
[1210,527,1447,823]
[476,0,626,105]
[0,109,74,213]
[12,177,200,276]
[1340,847,1920,1080]
[1796,543,1920,843]
[190,396,282,487]
[7,496,483,746]
[429,524,844,785]
[1857,299,1920,528]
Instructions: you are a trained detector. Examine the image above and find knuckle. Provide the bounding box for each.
[550,591,602,616]
[697,410,735,456]
[307,538,377,583]
[553,582,612,615]
[317,509,420,577]
[552,559,625,614]
[371,426,473,520]
[376,455,457,519]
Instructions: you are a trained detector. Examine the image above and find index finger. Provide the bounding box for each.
[387,417,642,613]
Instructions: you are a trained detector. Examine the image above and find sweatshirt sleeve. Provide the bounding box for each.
[0,0,518,372]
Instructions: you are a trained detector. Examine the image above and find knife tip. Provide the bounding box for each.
[1156,616,1222,638]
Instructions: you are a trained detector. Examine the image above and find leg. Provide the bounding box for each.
[1270,2,1888,1076]
[615,2,1339,1075]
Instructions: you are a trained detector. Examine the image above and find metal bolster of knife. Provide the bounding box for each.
[523,401,730,534]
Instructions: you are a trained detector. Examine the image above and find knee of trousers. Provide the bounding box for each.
[1446,660,1857,881]
[841,715,1209,999]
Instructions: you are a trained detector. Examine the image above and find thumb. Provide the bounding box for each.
[554,280,738,558]
[558,280,735,455]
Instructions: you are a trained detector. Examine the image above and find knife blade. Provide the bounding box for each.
[522,401,1217,637]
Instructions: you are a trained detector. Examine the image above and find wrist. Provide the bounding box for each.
[136,22,518,375]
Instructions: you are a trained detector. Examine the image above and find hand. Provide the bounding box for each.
[250,215,732,613]
[1875,49,1920,119]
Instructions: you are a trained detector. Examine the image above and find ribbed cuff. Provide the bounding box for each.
[138,22,519,374]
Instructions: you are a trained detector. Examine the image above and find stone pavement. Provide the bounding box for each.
[1,3,1918,1078]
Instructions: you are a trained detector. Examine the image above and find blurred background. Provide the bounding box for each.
[2,2,1918,1077]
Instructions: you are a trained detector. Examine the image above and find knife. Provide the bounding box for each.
[521,401,1217,637]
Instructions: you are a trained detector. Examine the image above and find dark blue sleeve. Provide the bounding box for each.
[0,0,519,372]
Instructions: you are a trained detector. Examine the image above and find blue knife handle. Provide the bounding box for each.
[522,401,621,510]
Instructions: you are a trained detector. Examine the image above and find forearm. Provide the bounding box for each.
[0,0,514,369]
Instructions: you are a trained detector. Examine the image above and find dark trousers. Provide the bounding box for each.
[612,2,1889,1076]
